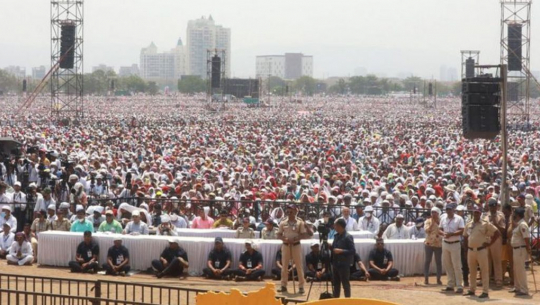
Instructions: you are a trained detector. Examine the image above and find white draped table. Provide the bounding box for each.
[37,231,435,276]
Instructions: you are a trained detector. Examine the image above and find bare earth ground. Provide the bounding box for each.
[0,264,539,305]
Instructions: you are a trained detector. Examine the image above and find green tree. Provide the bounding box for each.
[177,76,206,94]
[147,81,159,95]
[403,76,424,93]
[0,69,20,93]
[120,75,148,93]
[293,76,317,96]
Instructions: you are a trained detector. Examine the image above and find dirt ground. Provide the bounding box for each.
[0,264,539,305]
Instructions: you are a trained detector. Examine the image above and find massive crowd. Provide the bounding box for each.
[0,94,539,297]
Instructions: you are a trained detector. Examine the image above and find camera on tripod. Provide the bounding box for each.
[317,224,330,242]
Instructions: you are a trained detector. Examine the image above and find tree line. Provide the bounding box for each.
[4,68,540,98]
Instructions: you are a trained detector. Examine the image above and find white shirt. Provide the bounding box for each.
[11,192,26,211]
[0,215,17,233]
[359,215,381,234]
[124,221,149,235]
[382,223,411,240]
[34,194,54,213]
[439,214,465,242]
[0,232,15,251]
[0,193,12,204]
[9,240,33,257]
[338,216,359,231]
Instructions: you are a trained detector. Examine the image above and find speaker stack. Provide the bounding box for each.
[461,76,501,140]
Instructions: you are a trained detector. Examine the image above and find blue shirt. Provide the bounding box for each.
[331,231,355,265]
[70,219,94,233]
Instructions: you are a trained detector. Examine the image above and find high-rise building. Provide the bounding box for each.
[139,39,187,80]
[173,38,187,79]
[32,66,47,80]
[186,15,231,79]
[118,64,140,77]
[140,42,174,80]
[256,53,313,79]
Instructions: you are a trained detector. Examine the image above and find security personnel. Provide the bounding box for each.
[484,198,505,288]
[463,206,500,299]
[509,207,531,296]
[439,203,465,294]
[277,204,307,294]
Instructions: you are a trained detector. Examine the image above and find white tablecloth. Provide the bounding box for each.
[37,232,435,276]
[175,228,260,239]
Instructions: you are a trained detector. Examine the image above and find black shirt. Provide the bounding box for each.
[349,253,361,273]
[161,246,188,263]
[239,250,263,269]
[331,231,355,265]
[207,247,232,269]
[76,241,99,262]
[275,249,292,268]
[305,251,324,271]
[368,248,393,269]
[107,245,129,266]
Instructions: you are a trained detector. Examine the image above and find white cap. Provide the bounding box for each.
[456,205,466,212]
[364,206,373,212]
[161,215,170,223]
[310,241,319,247]
[168,238,178,244]
[14,181,21,187]
[431,207,441,214]
[132,210,140,217]
[47,204,56,210]
[2,205,11,212]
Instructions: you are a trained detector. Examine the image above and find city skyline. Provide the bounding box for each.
[4,0,540,79]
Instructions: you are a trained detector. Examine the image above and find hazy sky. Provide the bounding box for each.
[0,0,537,79]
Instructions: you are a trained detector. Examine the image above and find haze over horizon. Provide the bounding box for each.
[1,0,537,79]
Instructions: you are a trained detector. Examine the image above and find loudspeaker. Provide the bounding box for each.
[465,58,475,78]
[110,80,115,91]
[461,77,501,139]
[508,24,522,72]
[462,105,500,139]
[22,79,27,92]
[428,83,433,96]
[413,86,417,94]
[285,85,289,94]
[60,24,76,69]
[211,55,221,89]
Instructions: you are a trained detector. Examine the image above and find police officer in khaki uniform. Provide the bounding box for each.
[463,206,500,298]
[277,204,307,294]
[484,198,505,288]
[509,207,531,296]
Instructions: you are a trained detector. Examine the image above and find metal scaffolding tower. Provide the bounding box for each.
[500,0,531,120]
[51,0,84,118]
[460,50,480,79]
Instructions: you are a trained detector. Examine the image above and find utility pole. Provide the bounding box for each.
[500,64,509,204]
